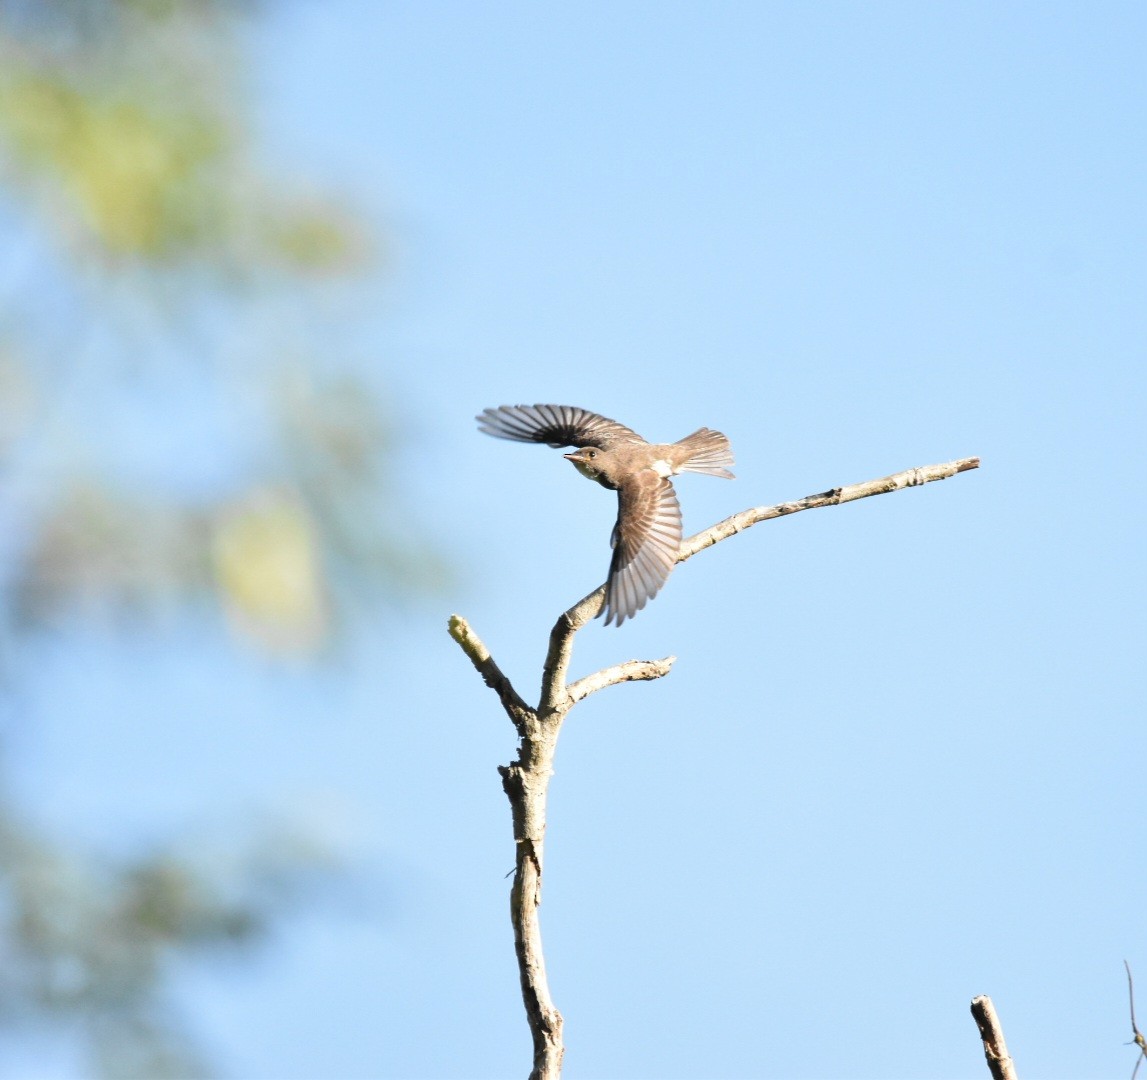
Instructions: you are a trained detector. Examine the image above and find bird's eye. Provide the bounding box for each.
[587,449,596,458]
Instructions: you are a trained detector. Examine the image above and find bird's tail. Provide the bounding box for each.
[674,428,735,478]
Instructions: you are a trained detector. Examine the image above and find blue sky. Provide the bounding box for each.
[16,3,1147,1078]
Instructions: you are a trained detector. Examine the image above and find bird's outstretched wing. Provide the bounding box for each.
[604,474,682,626]
[477,404,644,449]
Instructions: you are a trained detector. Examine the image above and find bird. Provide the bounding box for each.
[477,404,734,626]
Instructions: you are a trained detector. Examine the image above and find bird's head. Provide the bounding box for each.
[564,446,607,483]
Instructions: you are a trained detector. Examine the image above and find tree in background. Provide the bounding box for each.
[0,1,433,1074]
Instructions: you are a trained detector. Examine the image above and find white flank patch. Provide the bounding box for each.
[651,458,673,478]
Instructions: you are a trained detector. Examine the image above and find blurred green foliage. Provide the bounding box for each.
[0,0,366,276]
[0,0,443,652]
[0,807,333,1079]
[0,0,435,1074]
[3,66,231,258]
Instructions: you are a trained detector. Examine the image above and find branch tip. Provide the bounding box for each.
[970,995,1018,1080]
[447,612,530,722]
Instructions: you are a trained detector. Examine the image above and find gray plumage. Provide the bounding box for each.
[477,404,735,625]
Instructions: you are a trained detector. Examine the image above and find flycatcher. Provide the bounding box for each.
[477,404,735,626]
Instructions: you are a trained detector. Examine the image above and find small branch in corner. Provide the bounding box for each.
[1126,961,1147,1080]
[970,995,1018,1080]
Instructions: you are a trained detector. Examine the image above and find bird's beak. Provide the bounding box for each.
[563,451,579,461]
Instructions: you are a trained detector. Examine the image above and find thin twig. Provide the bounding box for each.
[448,614,532,723]
[451,455,979,1080]
[679,456,980,561]
[567,656,677,705]
[971,995,1018,1080]
[1126,961,1147,1080]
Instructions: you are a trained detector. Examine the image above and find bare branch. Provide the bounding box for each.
[535,457,983,705]
[567,656,677,705]
[447,614,532,724]
[453,454,979,1080]
[971,995,1019,1080]
[539,587,604,713]
[500,756,563,1080]
[680,456,981,561]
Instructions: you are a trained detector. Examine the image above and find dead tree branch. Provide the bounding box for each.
[678,455,981,561]
[971,995,1019,1080]
[567,656,677,705]
[450,455,979,1080]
